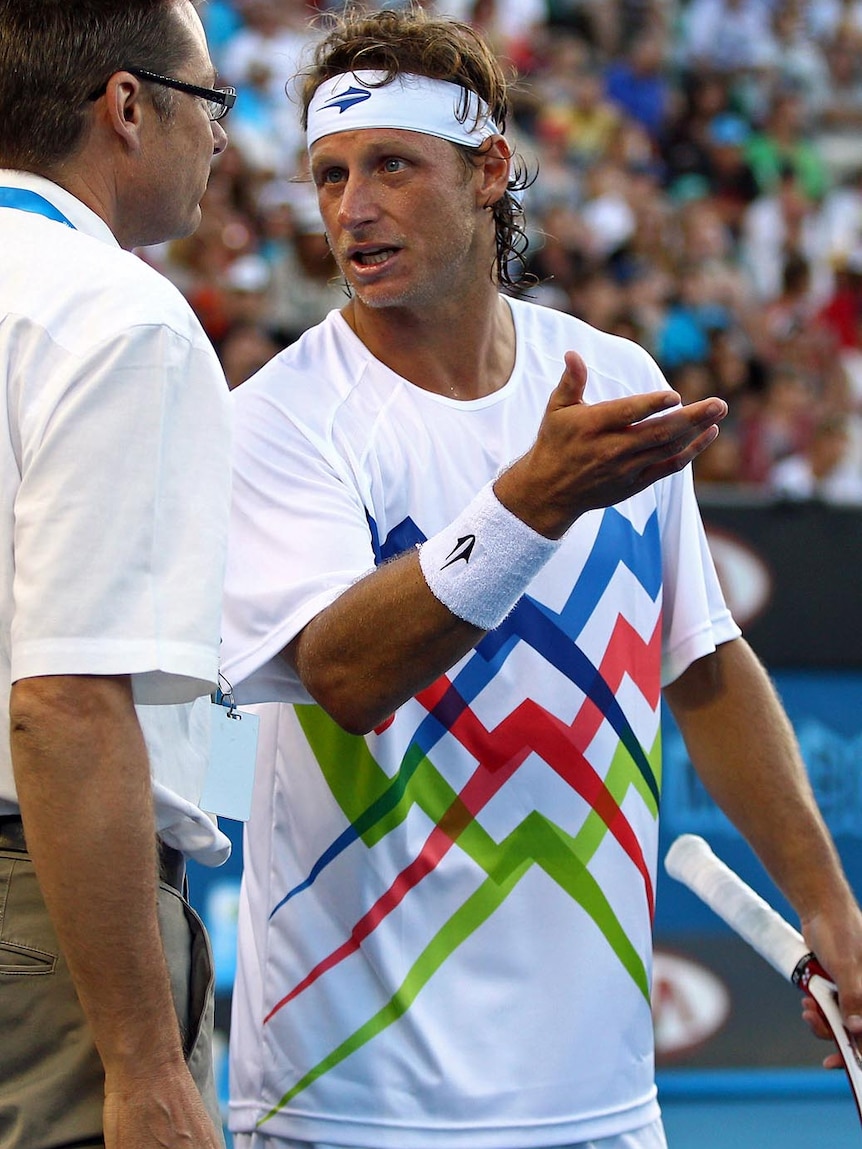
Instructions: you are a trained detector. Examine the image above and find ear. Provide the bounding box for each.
[476,135,512,208]
[100,72,146,152]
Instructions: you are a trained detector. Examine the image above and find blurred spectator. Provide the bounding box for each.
[655,260,731,370]
[667,359,715,405]
[612,185,677,347]
[437,0,549,65]
[768,412,862,502]
[569,267,626,330]
[603,28,673,140]
[758,1,831,113]
[706,325,763,413]
[681,0,776,75]
[674,196,751,313]
[701,113,760,235]
[535,53,622,168]
[812,35,862,181]
[219,322,284,390]
[522,203,593,310]
[740,164,831,301]
[660,70,734,191]
[255,165,346,343]
[200,0,244,61]
[162,223,248,345]
[739,362,816,483]
[816,249,862,350]
[543,0,649,57]
[220,0,323,168]
[754,252,820,363]
[693,429,747,488]
[821,167,862,264]
[745,84,830,200]
[806,0,862,46]
[220,252,274,329]
[578,160,638,259]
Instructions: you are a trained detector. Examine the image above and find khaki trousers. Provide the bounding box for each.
[0,835,223,1149]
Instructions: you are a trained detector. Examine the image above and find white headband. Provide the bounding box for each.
[306,70,502,149]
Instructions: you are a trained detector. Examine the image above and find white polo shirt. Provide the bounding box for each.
[0,171,232,863]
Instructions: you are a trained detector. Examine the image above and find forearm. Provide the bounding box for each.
[664,639,855,923]
[289,547,484,733]
[9,675,188,1078]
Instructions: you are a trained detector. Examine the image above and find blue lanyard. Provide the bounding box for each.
[0,187,75,228]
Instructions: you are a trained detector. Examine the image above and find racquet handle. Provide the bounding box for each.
[666,834,862,1135]
[665,833,811,982]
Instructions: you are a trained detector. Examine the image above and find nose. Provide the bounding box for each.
[212,118,228,156]
[336,172,378,230]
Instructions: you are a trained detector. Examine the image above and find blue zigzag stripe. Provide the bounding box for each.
[271,506,662,911]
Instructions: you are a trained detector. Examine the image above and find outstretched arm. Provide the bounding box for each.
[664,638,862,1047]
[287,351,727,733]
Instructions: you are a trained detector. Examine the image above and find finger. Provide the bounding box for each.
[838,988,862,1034]
[634,421,723,488]
[801,999,833,1040]
[631,396,728,440]
[820,959,862,1033]
[587,389,685,431]
[546,351,590,413]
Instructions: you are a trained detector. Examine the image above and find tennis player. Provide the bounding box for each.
[220,8,862,1149]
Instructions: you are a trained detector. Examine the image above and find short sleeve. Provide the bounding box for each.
[10,322,231,703]
[220,379,377,704]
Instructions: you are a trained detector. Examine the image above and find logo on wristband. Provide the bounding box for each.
[441,534,476,569]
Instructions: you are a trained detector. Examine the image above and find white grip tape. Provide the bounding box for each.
[418,480,560,631]
[665,834,809,982]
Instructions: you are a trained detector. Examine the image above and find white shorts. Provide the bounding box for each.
[232,1117,668,1149]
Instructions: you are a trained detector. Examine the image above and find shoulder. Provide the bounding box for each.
[508,296,667,397]
[5,219,213,354]
[233,310,377,423]
[87,245,212,345]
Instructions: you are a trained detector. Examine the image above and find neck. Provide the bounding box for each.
[40,160,126,241]
[343,287,516,401]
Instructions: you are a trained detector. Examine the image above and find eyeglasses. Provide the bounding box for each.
[88,67,237,121]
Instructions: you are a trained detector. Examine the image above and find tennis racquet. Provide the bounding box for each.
[664,833,862,1127]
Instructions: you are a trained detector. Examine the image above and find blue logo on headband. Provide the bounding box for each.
[324,86,373,114]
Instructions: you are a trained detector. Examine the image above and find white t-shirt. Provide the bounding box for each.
[0,171,232,863]
[221,300,740,1145]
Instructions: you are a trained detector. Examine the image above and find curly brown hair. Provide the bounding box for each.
[299,5,536,289]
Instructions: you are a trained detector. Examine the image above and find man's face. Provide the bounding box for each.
[132,0,227,246]
[309,127,490,313]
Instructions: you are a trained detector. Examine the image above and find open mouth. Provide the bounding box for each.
[351,246,398,267]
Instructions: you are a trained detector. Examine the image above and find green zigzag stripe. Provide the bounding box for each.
[261,709,662,1119]
[260,808,649,1124]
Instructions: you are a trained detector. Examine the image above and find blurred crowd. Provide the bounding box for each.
[143,0,862,501]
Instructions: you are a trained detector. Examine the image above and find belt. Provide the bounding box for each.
[0,815,186,892]
[0,815,26,852]
[157,839,186,893]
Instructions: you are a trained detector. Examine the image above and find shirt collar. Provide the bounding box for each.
[0,169,121,248]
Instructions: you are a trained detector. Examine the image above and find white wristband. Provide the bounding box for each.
[418,481,561,630]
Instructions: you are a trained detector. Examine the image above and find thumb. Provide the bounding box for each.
[547,350,589,413]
